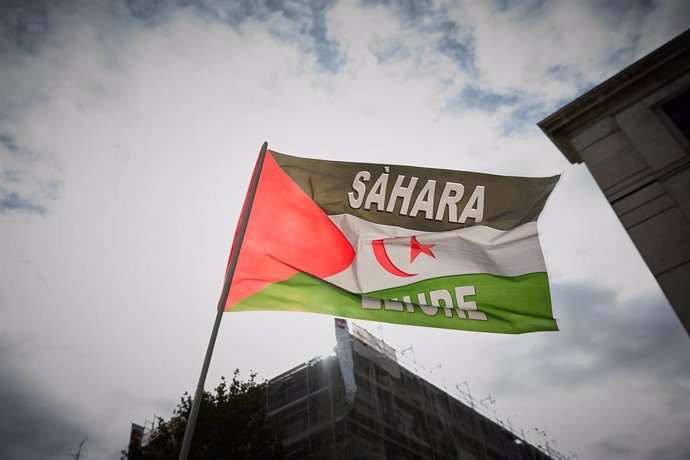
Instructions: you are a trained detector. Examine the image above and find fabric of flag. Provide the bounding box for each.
[223,147,560,333]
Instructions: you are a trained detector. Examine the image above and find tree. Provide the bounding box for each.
[123,371,284,460]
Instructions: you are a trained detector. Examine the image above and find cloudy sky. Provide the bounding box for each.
[1,1,689,459]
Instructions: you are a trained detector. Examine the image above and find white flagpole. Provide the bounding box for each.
[178,142,269,460]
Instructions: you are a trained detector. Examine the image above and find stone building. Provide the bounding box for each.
[539,29,690,333]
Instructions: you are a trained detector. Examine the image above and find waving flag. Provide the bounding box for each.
[223,145,560,333]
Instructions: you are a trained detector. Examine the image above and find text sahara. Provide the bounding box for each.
[347,166,485,224]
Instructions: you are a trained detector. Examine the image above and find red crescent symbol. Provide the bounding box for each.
[372,239,416,277]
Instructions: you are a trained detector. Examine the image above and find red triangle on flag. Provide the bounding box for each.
[225,152,355,309]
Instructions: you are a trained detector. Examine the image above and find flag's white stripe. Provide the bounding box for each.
[325,214,547,293]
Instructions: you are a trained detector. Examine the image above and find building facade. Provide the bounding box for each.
[266,324,555,460]
[539,29,690,333]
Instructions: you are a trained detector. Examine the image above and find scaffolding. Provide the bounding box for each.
[266,325,557,460]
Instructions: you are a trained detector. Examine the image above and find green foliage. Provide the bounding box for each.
[123,370,283,460]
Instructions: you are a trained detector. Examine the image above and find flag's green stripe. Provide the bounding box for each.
[228,272,557,334]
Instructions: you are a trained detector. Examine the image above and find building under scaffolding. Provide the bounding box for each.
[266,322,556,460]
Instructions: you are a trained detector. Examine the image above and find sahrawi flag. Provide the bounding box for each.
[223,144,560,334]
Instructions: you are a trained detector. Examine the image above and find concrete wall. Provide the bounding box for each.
[539,30,690,333]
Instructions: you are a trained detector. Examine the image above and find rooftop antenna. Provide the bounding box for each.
[480,395,495,407]
[507,414,517,431]
[66,437,87,460]
[534,427,552,455]
[456,380,474,408]
[547,438,565,458]
[428,363,447,390]
[429,364,442,383]
[400,346,418,373]
[480,395,497,422]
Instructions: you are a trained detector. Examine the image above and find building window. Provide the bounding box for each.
[660,86,690,142]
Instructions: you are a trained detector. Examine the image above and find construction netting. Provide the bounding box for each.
[266,324,555,460]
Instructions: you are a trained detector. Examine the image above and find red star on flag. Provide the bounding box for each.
[409,236,436,263]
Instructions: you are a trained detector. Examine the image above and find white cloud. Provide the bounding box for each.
[453,0,688,103]
[1,1,688,459]
[636,0,690,55]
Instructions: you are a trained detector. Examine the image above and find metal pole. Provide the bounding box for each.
[178,142,269,460]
